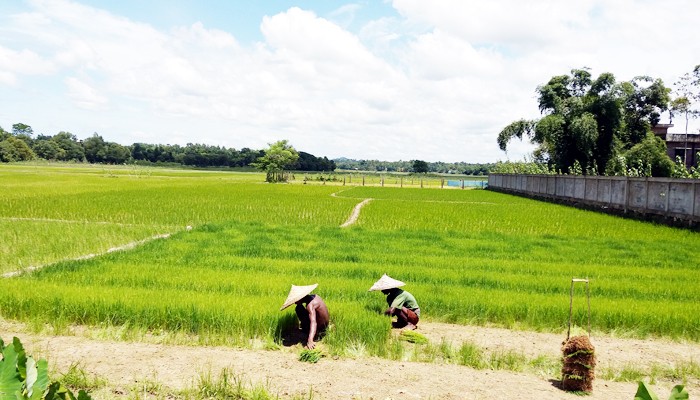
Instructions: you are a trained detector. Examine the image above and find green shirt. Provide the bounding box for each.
[387,289,419,313]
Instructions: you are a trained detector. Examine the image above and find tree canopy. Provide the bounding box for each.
[498,68,672,176]
[412,160,429,173]
[252,140,300,182]
[0,123,334,171]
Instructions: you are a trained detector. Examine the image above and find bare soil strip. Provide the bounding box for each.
[340,199,372,227]
[0,217,166,227]
[2,321,696,400]
[1,233,172,278]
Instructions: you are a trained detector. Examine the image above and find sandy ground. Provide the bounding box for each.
[2,321,698,400]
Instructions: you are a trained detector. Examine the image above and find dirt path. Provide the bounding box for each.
[339,198,372,228]
[1,233,173,278]
[2,321,697,399]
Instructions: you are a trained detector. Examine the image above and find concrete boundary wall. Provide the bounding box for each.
[488,174,700,226]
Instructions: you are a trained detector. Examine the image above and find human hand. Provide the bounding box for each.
[306,341,316,349]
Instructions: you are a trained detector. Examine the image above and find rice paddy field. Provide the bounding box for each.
[1,163,699,358]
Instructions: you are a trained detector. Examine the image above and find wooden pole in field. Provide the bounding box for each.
[568,278,591,340]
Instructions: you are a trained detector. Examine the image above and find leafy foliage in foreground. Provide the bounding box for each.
[634,381,688,400]
[0,336,92,400]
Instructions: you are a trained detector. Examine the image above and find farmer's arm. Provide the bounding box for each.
[306,302,318,349]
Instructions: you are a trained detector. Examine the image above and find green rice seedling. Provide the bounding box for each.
[457,341,485,369]
[196,368,244,399]
[600,364,647,382]
[386,338,405,361]
[409,342,440,363]
[528,355,561,378]
[59,362,108,392]
[488,349,528,372]
[438,339,455,362]
[398,330,428,344]
[0,219,169,274]
[193,367,298,400]
[345,340,369,359]
[129,378,166,400]
[671,360,700,382]
[600,360,700,385]
[299,349,323,363]
[2,164,700,359]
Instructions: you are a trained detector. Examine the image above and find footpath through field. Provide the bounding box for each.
[2,321,697,400]
[1,233,173,278]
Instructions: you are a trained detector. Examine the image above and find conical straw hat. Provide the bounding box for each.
[368,274,405,291]
[280,283,318,310]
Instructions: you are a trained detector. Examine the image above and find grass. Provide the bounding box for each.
[600,360,700,385]
[1,164,699,359]
[57,362,108,393]
[121,368,314,400]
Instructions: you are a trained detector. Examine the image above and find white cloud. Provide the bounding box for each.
[1,0,699,162]
[0,45,55,84]
[392,0,594,48]
[65,76,108,110]
[404,29,504,80]
[328,3,362,29]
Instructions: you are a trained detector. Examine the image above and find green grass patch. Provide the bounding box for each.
[1,164,699,361]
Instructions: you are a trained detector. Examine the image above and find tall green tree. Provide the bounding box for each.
[412,159,429,173]
[625,133,674,177]
[51,132,85,162]
[670,65,700,165]
[252,140,299,182]
[498,68,671,176]
[82,133,107,163]
[0,136,36,162]
[619,76,671,146]
[32,139,64,160]
[11,123,33,137]
[102,142,131,164]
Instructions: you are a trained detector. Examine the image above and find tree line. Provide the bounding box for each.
[334,158,493,175]
[0,123,493,174]
[0,124,336,171]
[498,66,700,177]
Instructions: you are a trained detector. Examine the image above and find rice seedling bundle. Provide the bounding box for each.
[299,348,323,363]
[398,330,428,344]
[561,335,596,393]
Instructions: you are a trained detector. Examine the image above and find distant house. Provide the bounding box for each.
[652,123,700,168]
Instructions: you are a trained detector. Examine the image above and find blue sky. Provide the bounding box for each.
[1,0,699,163]
[74,1,398,43]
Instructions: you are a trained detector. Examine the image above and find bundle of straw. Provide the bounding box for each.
[561,335,596,393]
